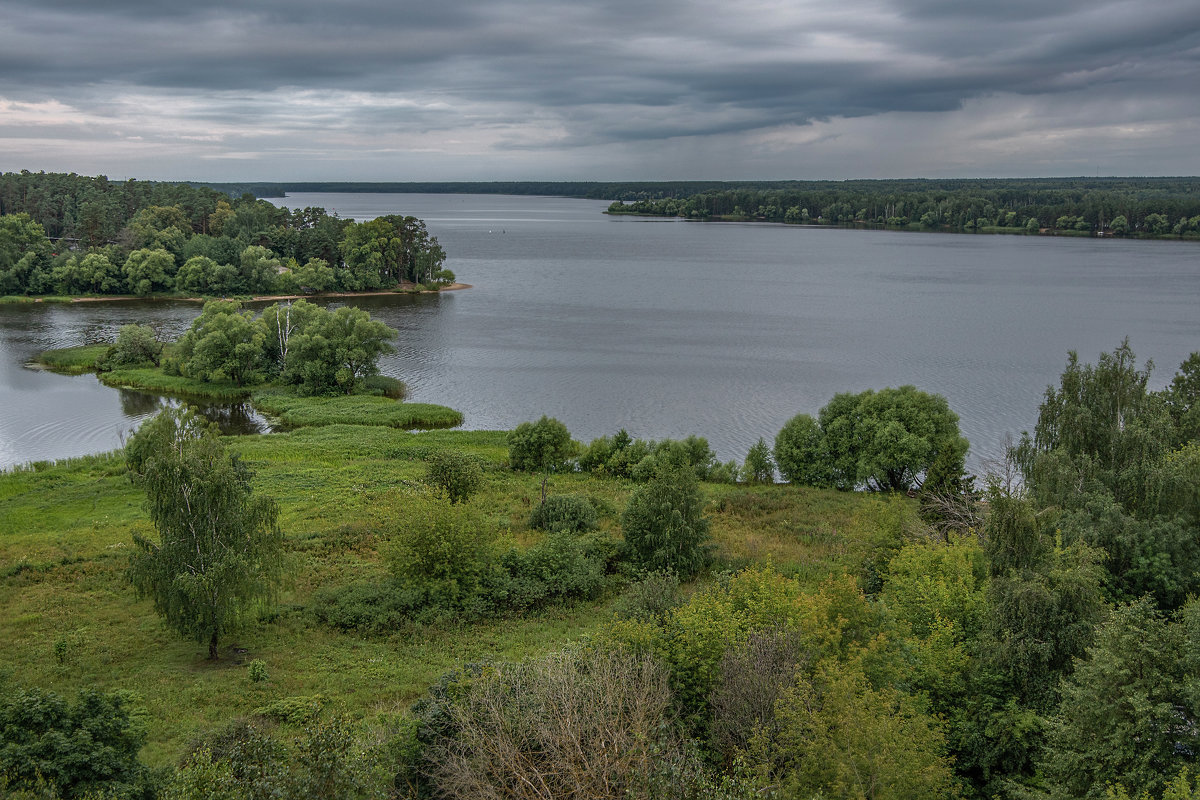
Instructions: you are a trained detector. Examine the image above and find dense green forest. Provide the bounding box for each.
[0,171,453,298]
[199,177,1200,237]
[2,335,1199,799]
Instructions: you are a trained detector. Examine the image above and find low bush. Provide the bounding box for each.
[386,495,500,611]
[310,580,427,633]
[170,715,383,800]
[582,431,737,483]
[252,695,326,726]
[247,660,269,683]
[314,528,619,630]
[496,532,615,610]
[613,570,684,622]
[528,493,598,533]
[425,450,484,504]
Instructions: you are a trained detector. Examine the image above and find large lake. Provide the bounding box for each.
[2,193,1197,472]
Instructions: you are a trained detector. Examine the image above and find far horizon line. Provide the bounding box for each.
[7,170,1195,185]
[180,175,1197,184]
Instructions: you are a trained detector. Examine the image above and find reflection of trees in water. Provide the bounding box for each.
[194,402,272,436]
[119,389,166,417]
[121,392,272,436]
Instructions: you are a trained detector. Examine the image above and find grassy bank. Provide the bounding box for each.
[252,390,464,430]
[0,295,74,304]
[0,422,897,765]
[33,344,112,375]
[100,367,252,400]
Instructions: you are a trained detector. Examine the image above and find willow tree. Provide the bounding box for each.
[127,408,282,659]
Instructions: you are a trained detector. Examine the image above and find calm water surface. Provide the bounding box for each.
[2,193,1197,471]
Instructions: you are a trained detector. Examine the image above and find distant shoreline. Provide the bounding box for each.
[11,283,474,305]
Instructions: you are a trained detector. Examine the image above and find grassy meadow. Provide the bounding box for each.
[0,413,897,766]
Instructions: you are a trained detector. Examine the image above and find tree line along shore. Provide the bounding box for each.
[2,333,1199,800]
[0,171,455,300]
[193,175,1200,238]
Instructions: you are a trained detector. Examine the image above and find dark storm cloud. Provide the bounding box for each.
[0,0,1197,177]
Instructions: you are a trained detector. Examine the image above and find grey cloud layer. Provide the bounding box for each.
[0,0,1197,177]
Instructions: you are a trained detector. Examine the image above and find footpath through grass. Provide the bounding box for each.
[0,419,897,765]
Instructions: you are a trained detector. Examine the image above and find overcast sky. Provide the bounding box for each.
[1,0,1197,181]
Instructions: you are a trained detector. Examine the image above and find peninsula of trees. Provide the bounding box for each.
[0,171,454,298]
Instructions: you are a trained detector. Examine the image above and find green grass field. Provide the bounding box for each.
[0,419,898,766]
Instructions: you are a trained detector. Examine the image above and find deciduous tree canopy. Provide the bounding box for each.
[126,408,283,660]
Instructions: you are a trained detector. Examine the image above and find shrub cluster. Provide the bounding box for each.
[314,494,620,631]
[578,429,738,483]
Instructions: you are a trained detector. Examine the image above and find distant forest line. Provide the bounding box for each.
[4,171,1200,246]
[203,176,1200,236]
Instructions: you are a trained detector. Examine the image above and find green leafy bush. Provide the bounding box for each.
[497,533,613,609]
[252,695,326,725]
[386,495,499,610]
[577,429,652,477]
[527,494,597,533]
[247,660,269,683]
[507,416,576,472]
[425,450,484,504]
[772,660,958,800]
[169,716,382,800]
[99,324,162,370]
[622,463,711,576]
[310,580,426,633]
